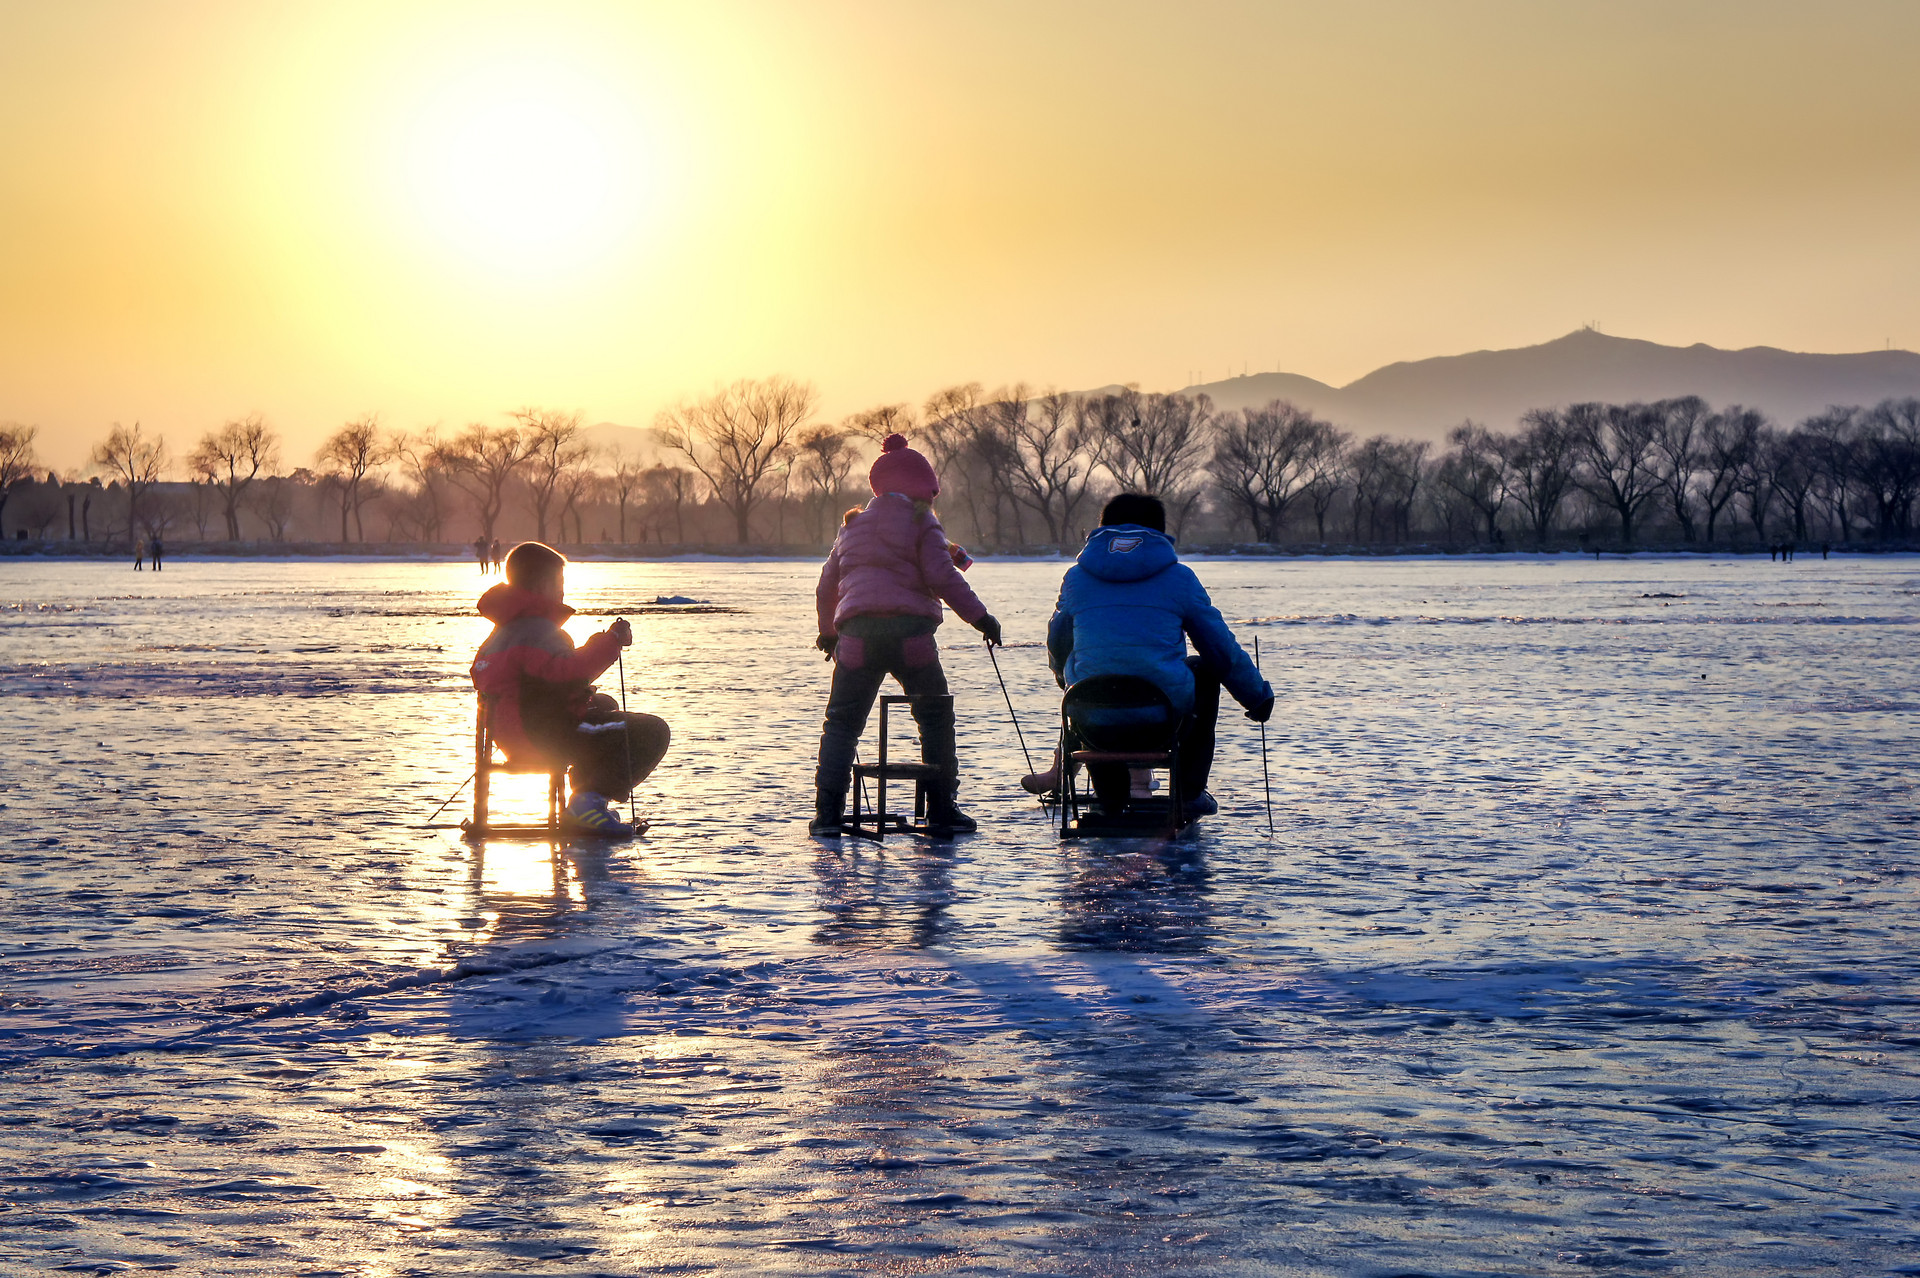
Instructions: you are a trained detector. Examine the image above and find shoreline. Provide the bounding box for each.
[3,539,1915,564]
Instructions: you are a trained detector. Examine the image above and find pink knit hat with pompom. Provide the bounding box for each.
[868,433,940,501]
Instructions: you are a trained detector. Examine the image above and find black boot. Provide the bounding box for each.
[925,793,978,836]
[810,791,846,836]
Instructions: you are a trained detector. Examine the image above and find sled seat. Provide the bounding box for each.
[464,694,566,841]
[846,695,952,841]
[1058,675,1187,840]
[1069,749,1174,764]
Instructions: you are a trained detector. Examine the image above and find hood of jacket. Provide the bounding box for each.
[477,582,574,625]
[1076,524,1178,583]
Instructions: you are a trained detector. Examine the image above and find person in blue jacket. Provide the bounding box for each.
[1038,492,1274,817]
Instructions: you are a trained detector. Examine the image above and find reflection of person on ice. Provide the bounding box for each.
[1033,493,1273,820]
[810,434,1001,837]
[470,541,670,837]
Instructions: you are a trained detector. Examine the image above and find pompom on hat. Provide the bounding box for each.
[868,433,940,502]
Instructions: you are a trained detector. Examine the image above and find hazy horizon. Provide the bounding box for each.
[5,1,1920,471]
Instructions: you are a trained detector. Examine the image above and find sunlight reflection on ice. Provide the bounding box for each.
[2,555,1918,1275]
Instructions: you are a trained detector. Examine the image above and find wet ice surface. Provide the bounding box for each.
[3,556,1918,1277]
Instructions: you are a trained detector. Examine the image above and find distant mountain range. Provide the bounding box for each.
[1176,329,1920,441]
[529,331,1920,462]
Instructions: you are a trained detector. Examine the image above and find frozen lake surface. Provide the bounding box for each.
[2,554,1917,1276]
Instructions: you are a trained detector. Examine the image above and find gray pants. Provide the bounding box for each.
[814,626,955,801]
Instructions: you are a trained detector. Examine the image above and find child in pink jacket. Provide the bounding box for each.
[812,434,1002,835]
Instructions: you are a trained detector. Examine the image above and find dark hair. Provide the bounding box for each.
[505,541,566,590]
[1100,492,1166,532]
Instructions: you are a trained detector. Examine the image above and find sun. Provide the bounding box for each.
[401,63,653,277]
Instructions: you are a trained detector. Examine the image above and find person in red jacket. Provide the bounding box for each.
[471,541,670,836]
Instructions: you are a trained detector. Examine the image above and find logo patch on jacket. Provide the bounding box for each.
[1110,536,1142,553]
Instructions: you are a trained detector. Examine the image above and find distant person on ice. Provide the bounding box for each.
[471,541,670,837]
[1033,493,1273,819]
[474,534,491,573]
[811,433,1001,837]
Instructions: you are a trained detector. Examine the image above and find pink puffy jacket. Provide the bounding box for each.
[816,494,988,637]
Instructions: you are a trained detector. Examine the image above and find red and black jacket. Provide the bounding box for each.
[470,584,622,764]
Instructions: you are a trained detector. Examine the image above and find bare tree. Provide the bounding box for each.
[1090,389,1215,531]
[1499,410,1578,546]
[1434,421,1509,544]
[921,385,981,465]
[1649,395,1710,542]
[772,447,802,543]
[607,449,648,543]
[557,464,600,545]
[795,425,859,541]
[1341,436,1431,542]
[440,423,534,543]
[90,423,168,550]
[1299,424,1352,541]
[186,479,215,539]
[842,403,919,446]
[1211,400,1328,542]
[973,388,1031,545]
[1697,406,1763,544]
[657,376,818,543]
[316,416,389,543]
[388,429,456,543]
[1854,397,1920,540]
[1735,423,1782,540]
[1570,401,1663,544]
[187,414,280,540]
[137,488,180,544]
[512,408,592,543]
[0,423,39,539]
[1001,389,1099,544]
[255,475,296,542]
[1769,429,1820,543]
[1800,407,1859,540]
[1379,439,1431,542]
[922,383,990,541]
[640,463,698,542]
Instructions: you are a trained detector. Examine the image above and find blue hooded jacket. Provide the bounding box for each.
[1046,525,1270,714]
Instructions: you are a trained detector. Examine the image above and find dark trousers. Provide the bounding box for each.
[563,712,670,801]
[1087,656,1220,809]
[814,632,956,801]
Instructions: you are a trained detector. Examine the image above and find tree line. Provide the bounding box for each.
[3,382,1916,551]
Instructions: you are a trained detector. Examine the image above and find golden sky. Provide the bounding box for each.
[4,0,1918,470]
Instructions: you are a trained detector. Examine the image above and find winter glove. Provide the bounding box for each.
[948,542,975,572]
[815,633,838,661]
[974,614,1003,646]
[609,618,633,647]
[1245,688,1275,723]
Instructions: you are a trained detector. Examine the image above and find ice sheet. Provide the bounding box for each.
[2,555,1917,1274]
